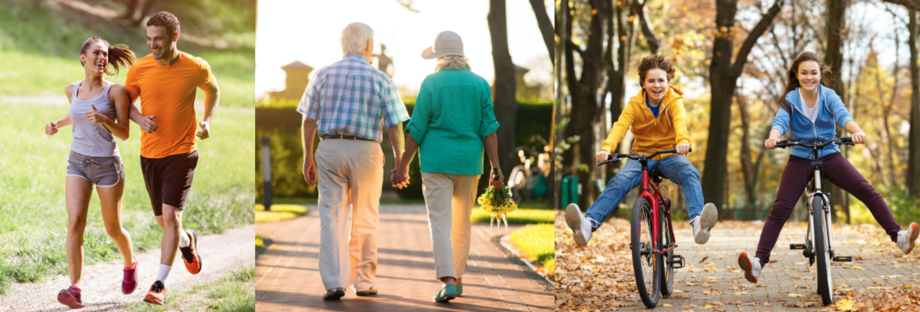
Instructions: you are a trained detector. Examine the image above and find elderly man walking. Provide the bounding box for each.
[299,22,409,300]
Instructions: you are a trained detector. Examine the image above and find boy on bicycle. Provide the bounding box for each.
[565,55,718,246]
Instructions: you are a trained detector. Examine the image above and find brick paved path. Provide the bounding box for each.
[616,221,919,311]
[255,204,554,311]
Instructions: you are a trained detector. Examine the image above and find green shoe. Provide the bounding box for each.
[433,284,457,303]
[456,285,463,296]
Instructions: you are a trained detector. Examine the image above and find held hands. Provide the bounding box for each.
[85,104,109,124]
[391,164,410,189]
[196,120,210,140]
[140,114,158,133]
[595,150,610,164]
[490,167,504,188]
[303,159,317,187]
[764,137,782,150]
[45,121,58,136]
[851,132,866,144]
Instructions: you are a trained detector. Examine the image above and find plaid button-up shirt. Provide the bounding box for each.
[297,54,409,142]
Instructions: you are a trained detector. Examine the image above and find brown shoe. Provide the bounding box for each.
[143,281,166,305]
[179,230,202,275]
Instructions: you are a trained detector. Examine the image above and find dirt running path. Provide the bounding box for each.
[0,224,255,311]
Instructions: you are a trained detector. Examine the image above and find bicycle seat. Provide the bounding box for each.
[649,169,664,183]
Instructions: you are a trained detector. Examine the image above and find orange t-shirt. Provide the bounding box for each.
[125,51,213,159]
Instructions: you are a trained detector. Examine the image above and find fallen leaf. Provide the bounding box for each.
[699,256,709,264]
[852,266,865,270]
[836,298,855,311]
[788,293,807,298]
[708,262,717,268]
[662,303,672,307]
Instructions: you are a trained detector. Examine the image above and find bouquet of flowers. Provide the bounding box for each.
[477,184,518,233]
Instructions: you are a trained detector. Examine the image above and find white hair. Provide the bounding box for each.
[340,22,374,54]
[435,55,471,71]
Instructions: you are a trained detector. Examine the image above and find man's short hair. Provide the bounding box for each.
[147,11,181,40]
[340,23,374,54]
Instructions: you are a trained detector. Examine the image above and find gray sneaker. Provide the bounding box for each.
[738,252,761,283]
[565,203,593,246]
[356,286,378,296]
[690,203,718,244]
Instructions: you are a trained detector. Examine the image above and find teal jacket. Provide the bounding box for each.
[406,67,500,175]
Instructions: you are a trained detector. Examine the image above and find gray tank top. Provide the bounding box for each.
[69,80,118,157]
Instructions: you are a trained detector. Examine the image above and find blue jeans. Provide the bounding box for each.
[585,155,704,231]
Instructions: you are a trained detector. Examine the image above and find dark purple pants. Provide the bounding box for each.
[755,152,901,266]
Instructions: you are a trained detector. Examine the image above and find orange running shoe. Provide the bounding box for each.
[143,281,166,306]
[179,230,201,274]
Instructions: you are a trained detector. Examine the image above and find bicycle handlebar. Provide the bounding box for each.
[774,137,854,149]
[597,147,692,167]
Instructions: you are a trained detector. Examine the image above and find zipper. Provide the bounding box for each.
[791,88,823,158]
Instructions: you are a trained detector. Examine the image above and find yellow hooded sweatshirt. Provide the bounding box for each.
[600,86,690,158]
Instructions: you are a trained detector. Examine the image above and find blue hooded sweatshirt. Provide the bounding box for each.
[770,84,855,160]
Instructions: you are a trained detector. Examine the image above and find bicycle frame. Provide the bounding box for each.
[636,163,677,256]
[805,147,835,258]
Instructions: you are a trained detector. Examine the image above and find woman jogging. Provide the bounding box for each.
[45,36,138,309]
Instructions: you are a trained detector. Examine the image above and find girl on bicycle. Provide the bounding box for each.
[565,54,719,246]
[738,52,919,284]
[45,37,138,308]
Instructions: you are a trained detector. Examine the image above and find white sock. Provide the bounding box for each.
[179,229,191,248]
[156,264,171,284]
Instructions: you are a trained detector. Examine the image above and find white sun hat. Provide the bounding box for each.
[421,31,465,59]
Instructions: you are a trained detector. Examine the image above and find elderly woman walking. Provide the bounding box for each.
[392,30,504,303]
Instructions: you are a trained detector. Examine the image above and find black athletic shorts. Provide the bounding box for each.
[140,151,198,216]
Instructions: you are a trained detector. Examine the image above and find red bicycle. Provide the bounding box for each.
[599,148,688,308]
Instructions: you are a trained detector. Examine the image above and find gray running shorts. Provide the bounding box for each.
[66,150,125,187]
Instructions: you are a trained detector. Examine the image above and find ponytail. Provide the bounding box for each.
[106,44,136,76]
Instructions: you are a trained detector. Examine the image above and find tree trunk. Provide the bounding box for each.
[824,0,849,218]
[529,0,555,61]
[603,0,635,181]
[909,9,920,194]
[489,0,518,182]
[550,0,566,209]
[702,0,784,212]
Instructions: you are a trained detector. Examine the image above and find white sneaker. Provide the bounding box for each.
[897,223,920,254]
[565,203,593,246]
[738,252,761,283]
[690,203,718,244]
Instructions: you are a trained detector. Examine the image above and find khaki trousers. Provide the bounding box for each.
[315,139,383,292]
[421,172,481,280]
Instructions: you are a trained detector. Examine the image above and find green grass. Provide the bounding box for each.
[471,208,555,224]
[254,204,307,223]
[255,235,264,251]
[509,224,555,276]
[0,0,255,108]
[0,104,254,293]
[125,265,255,312]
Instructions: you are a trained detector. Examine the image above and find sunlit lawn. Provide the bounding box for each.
[0,103,254,293]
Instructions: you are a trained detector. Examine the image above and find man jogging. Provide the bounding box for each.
[124,11,218,306]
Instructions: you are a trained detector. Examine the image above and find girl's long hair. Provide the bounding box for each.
[80,36,136,76]
[779,52,835,114]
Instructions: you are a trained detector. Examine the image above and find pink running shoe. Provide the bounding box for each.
[57,285,83,309]
[123,257,138,294]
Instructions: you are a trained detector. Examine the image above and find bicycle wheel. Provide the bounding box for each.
[813,195,834,305]
[659,200,675,296]
[632,197,661,308]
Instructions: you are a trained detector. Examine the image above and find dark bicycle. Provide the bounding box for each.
[775,136,855,305]
[598,148,688,308]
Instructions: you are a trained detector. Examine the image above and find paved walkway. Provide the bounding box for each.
[255,204,554,311]
[558,217,920,311]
